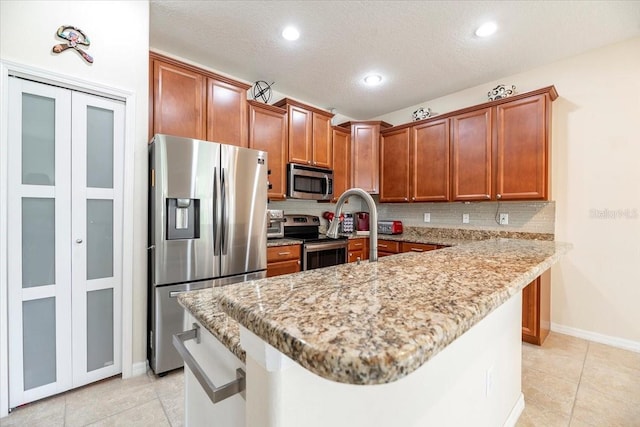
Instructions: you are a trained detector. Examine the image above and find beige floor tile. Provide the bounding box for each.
[521,332,589,384]
[522,369,579,418]
[0,394,65,427]
[571,382,640,427]
[85,399,170,427]
[516,400,570,427]
[151,369,185,427]
[579,361,640,406]
[585,342,640,373]
[64,375,157,427]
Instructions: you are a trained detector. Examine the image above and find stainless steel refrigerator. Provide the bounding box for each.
[148,134,268,374]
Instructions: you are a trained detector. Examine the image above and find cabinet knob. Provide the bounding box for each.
[76,238,83,244]
[485,195,491,199]
[307,160,312,164]
[497,194,502,199]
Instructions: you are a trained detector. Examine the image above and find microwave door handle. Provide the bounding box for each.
[324,174,330,199]
[213,167,221,256]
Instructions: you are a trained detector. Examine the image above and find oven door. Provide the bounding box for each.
[303,240,347,271]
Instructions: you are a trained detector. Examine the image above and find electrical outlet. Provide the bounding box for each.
[485,366,494,397]
[462,213,470,224]
[423,213,431,223]
[499,213,509,225]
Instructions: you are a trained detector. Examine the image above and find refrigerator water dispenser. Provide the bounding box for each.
[166,198,200,239]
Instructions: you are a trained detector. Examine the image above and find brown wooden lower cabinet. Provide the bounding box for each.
[522,269,551,345]
[377,240,401,257]
[267,244,301,277]
[348,238,368,263]
[401,242,438,253]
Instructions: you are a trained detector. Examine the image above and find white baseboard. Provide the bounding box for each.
[131,360,149,377]
[551,322,640,353]
[504,393,525,427]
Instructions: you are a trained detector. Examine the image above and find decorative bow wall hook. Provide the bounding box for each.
[52,25,93,63]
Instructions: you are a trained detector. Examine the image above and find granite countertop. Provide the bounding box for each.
[267,238,303,247]
[179,238,570,385]
[348,226,554,247]
[178,289,246,362]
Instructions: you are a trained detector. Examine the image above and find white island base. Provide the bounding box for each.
[238,292,524,427]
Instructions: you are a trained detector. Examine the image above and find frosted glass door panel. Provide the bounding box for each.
[86,289,114,371]
[23,298,57,390]
[86,106,114,189]
[87,199,113,280]
[22,198,55,288]
[22,93,56,186]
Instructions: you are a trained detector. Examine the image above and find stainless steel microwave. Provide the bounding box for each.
[287,164,333,200]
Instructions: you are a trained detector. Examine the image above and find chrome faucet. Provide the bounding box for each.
[326,188,378,262]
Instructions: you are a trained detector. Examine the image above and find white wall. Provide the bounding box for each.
[0,0,150,390]
[376,37,640,347]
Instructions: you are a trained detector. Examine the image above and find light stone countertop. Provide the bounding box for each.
[179,238,570,385]
[266,238,303,247]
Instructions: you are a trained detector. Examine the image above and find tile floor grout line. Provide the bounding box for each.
[567,340,590,426]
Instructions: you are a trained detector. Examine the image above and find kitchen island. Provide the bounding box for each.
[178,238,571,426]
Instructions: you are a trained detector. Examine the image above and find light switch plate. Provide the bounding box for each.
[423,213,431,223]
[462,213,470,224]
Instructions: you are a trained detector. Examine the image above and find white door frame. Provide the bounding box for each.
[0,60,137,417]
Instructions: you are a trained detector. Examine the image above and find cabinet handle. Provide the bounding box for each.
[278,251,291,256]
[379,244,388,248]
[173,324,245,404]
[410,248,424,252]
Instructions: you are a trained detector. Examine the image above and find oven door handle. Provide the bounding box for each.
[304,241,348,252]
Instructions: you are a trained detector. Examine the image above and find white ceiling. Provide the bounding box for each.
[150,1,640,120]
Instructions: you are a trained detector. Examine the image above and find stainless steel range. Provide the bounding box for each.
[283,215,348,270]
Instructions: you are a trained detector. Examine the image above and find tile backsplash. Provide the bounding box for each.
[269,198,555,234]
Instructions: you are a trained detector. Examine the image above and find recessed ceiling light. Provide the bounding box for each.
[282,26,300,41]
[363,74,383,86]
[475,22,497,38]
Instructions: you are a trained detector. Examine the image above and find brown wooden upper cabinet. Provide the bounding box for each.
[340,121,392,194]
[248,100,287,200]
[451,107,493,201]
[379,127,411,202]
[380,118,450,203]
[331,126,351,202]
[273,98,334,169]
[379,86,557,202]
[149,52,250,146]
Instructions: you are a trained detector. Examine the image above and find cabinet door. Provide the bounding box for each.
[380,128,410,202]
[331,127,351,202]
[351,123,379,193]
[248,102,287,200]
[451,108,492,201]
[313,113,333,168]
[152,59,206,140]
[287,105,313,165]
[267,260,301,277]
[206,78,248,147]
[412,119,450,202]
[521,279,539,342]
[401,242,438,253]
[495,94,548,200]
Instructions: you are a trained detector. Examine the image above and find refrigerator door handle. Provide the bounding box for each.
[213,167,221,256]
[221,167,228,255]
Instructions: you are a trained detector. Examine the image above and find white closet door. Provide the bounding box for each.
[7,77,73,407]
[7,77,125,407]
[70,92,124,386]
